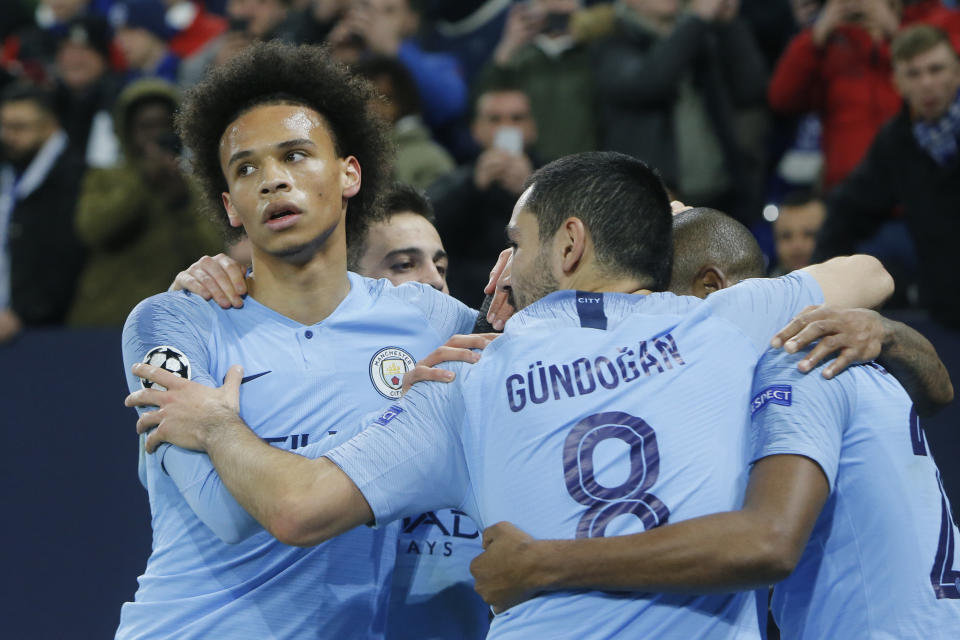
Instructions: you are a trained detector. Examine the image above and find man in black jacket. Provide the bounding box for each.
[815,24,960,328]
[592,0,768,224]
[0,83,85,342]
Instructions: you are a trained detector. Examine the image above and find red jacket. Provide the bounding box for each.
[168,3,227,59]
[769,2,960,192]
[769,25,901,191]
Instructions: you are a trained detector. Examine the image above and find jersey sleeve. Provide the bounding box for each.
[749,349,853,492]
[706,271,824,355]
[324,362,472,525]
[122,293,262,544]
[384,281,479,339]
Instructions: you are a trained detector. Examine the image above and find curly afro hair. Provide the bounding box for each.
[175,41,393,244]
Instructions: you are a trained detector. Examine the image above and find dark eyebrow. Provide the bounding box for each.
[433,249,448,262]
[227,139,315,167]
[277,138,315,150]
[383,247,425,261]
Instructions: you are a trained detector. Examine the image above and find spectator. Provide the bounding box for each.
[2,0,95,84]
[475,0,598,162]
[164,0,228,59]
[52,15,122,167]
[418,0,513,83]
[178,0,294,87]
[593,0,769,224]
[287,0,349,45]
[354,56,455,191]
[769,0,905,192]
[0,83,86,342]
[428,85,538,301]
[770,190,825,275]
[814,25,960,328]
[109,0,180,84]
[67,78,221,325]
[327,0,468,130]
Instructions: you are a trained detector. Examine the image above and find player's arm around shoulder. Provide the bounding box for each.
[127,363,374,547]
[800,254,893,310]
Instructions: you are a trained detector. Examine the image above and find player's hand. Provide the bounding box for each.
[170,254,247,309]
[401,333,499,395]
[471,521,541,613]
[484,248,515,331]
[771,305,888,378]
[126,363,244,453]
[670,200,693,215]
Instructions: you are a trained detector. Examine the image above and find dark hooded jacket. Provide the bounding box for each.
[67,79,221,326]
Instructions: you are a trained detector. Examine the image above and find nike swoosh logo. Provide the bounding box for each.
[238,370,271,384]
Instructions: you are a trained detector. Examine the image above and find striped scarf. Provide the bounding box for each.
[913,88,960,166]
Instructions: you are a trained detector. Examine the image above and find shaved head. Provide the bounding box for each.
[669,207,765,296]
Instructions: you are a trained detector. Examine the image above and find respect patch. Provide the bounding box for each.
[751,385,792,415]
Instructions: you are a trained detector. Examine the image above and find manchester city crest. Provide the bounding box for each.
[369,347,416,399]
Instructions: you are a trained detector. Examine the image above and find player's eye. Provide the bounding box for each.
[435,262,447,277]
[391,260,415,273]
[286,150,306,162]
[237,164,255,177]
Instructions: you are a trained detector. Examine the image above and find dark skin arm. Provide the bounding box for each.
[773,306,954,417]
[470,455,829,612]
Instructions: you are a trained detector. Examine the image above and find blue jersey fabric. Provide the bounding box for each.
[117,273,477,640]
[751,349,960,639]
[327,272,823,639]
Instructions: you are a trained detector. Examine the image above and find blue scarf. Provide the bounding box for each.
[913,88,960,166]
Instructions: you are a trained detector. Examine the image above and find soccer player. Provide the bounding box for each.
[468,208,959,638]
[164,181,492,639]
[128,152,894,638]
[172,182,455,307]
[117,42,491,639]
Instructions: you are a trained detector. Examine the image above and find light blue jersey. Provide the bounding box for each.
[751,349,960,639]
[118,272,477,640]
[327,272,823,639]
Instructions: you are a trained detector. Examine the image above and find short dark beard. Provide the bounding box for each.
[511,249,558,310]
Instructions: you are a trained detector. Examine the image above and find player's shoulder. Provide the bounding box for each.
[753,347,866,409]
[123,290,220,337]
[358,272,475,325]
[708,271,815,308]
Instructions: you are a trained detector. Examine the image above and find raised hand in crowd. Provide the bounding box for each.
[811,0,848,46]
[492,2,545,65]
[689,0,730,22]
[473,148,533,195]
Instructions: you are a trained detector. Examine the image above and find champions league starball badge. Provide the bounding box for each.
[369,347,416,399]
[140,345,192,391]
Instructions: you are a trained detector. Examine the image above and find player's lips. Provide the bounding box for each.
[261,201,303,230]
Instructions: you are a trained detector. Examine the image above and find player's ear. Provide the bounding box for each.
[693,265,728,298]
[558,217,588,275]
[222,192,243,228]
[341,156,361,199]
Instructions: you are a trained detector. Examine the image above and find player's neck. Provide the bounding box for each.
[246,241,351,326]
[562,268,652,297]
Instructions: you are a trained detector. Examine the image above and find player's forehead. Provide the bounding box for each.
[218,103,336,164]
[507,188,538,239]
[367,212,444,254]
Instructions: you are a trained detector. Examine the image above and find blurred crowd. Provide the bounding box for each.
[3,0,960,344]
